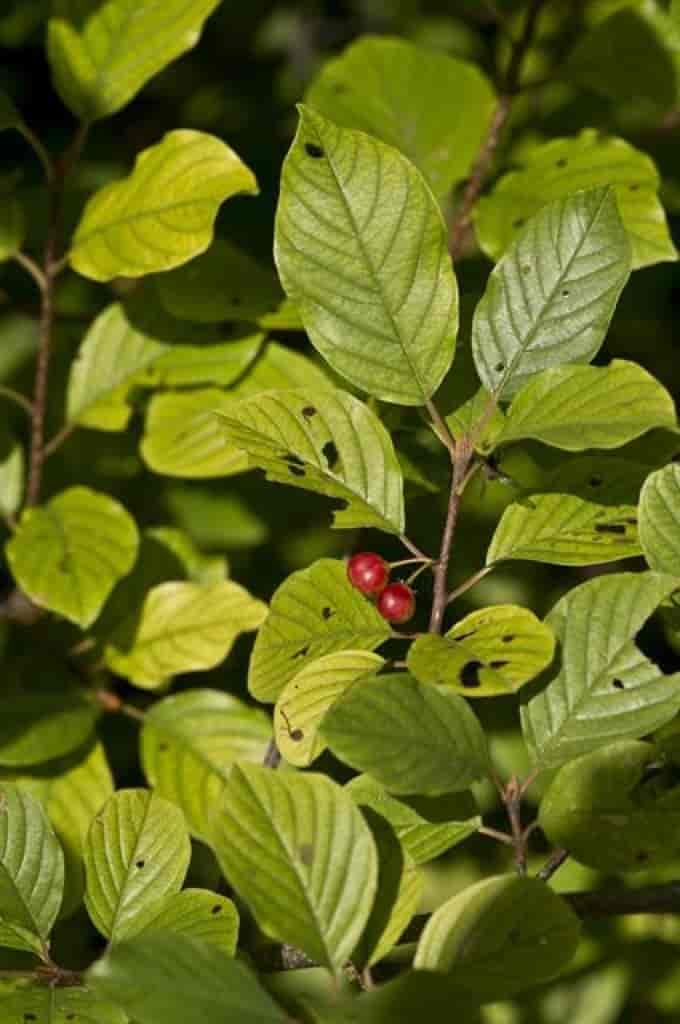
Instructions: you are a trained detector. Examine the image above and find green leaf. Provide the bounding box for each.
[104,580,267,689]
[486,493,641,566]
[639,464,680,574]
[353,971,477,1021]
[413,875,581,1001]
[155,239,285,324]
[346,775,480,865]
[0,90,21,131]
[539,740,680,872]
[0,784,64,956]
[305,35,495,199]
[521,572,680,769]
[3,742,114,920]
[0,983,127,1023]
[213,764,378,970]
[407,605,555,697]
[354,810,422,968]
[140,888,239,956]
[275,105,458,406]
[0,192,23,262]
[6,486,139,628]
[275,651,384,767]
[146,526,227,584]
[248,558,391,703]
[0,429,23,519]
[216,388,405,533]
[321,672,488,796]
[69,131,258,281]
[499,360,677,451]
[0,660,97,766]
[472,188,631,400]
[140,689,271,842]
[47,0,222,121]
[88,931,286,1024]
[84,788,191,942]
[66,302,261,431]
[475,130,676,270]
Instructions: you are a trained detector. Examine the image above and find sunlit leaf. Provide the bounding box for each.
[84,788,191,942]
[275,105,458,405]
[414,875,581,1001]
[305,35,495,198]
[48,0,222,121]
[0,784,64,956]
[472,188,631,399]
[105,581,267,689]
[321,672,488,795]
[216,388,405,533]
[140,689,271,841]
[248,558,390,703]
[639,464,680,574]
[213,764,378,971]
[475,130,676,269]
[275,651,384,767]
[0,982,126,1023]
[499,360,676,451]
[6,486,139,628]
[70,131,257,281]
[0,429,23,520]
[141,888,239,956]
[521,572,680,769]
[486,493,641,566]
[407,605,555,696]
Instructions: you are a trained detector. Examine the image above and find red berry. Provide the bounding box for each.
[347,552,390,596]
[378,582,415,624]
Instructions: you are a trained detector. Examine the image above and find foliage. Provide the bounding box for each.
[2,2,680,1021]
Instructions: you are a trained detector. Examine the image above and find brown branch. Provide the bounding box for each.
[448,0,549,260]
[429,439,477,633]
[566,882,680,918]
[538,847,570,882]
[263,738,282,769]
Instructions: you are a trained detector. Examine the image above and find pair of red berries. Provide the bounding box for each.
[347,552,415,624]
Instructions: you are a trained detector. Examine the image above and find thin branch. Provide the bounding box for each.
[566,882,680,918]
[478,825,515,846]
[12,251,46,292]
[429,437,474,634]
[425,397,457,458]
[43,422,77,459]
[0,385,33,417]
[399,534,431,562]
[447,564,494,606]
[18,124,54,184]
[538,848,569,882]
[263,738,282,769]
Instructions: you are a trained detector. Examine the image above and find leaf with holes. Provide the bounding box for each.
[499,360,676,451]
[275,105,458,406]
[0,784,64,956]
[105,581,267,689]
[212,764,378,971]
[69,131,257,281]
[0,658,98,766]
[140,889,239,956]
[48,0,222,121]
[486,493,641,566]
[66,302,261,431]
[346,775,480,865]
[0,983,127,1024]
[472,187,630,400]
[321,673,488,795]
[216,388,404,533]
[539,740,680,873]
[639,465,680,575]
[248,559,391,703]
[275,651,384,767]
[305,36,495,199]
[413,876,581,1001]
[3,742,114,920]
[6,486,139,628]
[140,689,271,841]
[84,788,190,942]
[475,129,676,270]
[87,931,287,1024]
[407,605,555,697]
[353,810,423,968]
[521,573,680,769]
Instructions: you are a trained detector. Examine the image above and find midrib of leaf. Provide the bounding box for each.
[319,125,431,404]
[238,773,334,967]
[106,795,154,940]
[0,864,42,944]
[493,189,608,399]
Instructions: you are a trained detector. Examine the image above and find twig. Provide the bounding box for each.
[479,825,515,846]
[501,775,528,875]
[18,123,54,184]
[538,848,569,882]
[94,688,146,721]
[44,422,77,459]
[0,385,33,416]
[263,738,282,769]
[566,882,680,918]
[399,535,431,562]
[448,0,549,260]
[429,437,475,633]
[446,564,494,606]
[13,251,47,292]
[425,397,457,458]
